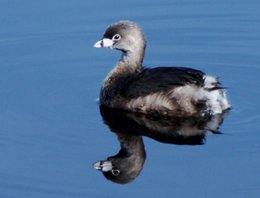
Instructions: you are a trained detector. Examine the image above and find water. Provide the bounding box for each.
[0,0,259,197]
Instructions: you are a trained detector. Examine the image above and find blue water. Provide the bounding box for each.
[0,0,260,197]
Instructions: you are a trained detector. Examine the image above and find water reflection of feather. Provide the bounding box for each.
[94,105,229,184]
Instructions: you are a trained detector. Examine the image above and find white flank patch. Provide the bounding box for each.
[204,75,217,89]
[203,75,230,113]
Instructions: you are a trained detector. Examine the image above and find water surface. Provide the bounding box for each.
[0,0,260,197]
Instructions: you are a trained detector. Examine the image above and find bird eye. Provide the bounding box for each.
[111,169,120,176]
[112,34,121,41]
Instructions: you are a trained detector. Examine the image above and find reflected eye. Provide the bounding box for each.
[111,169,120,176]
[112,34,121,41]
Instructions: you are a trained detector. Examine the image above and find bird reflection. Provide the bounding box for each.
[94,105,229,184]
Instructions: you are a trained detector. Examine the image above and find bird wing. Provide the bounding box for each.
[120,67,205,98]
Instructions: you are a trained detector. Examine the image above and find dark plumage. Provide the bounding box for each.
[94,20,230,117]
[120,67,205,98]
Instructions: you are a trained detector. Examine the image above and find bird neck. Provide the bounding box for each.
[101,48,144,94]
[100,42,145,106]
[119,47,145,69]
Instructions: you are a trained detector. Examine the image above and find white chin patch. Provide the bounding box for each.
[93,38,114,48]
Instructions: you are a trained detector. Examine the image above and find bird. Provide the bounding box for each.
[94,20,230,117]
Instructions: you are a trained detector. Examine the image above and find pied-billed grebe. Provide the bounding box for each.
[94,20,230,117]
